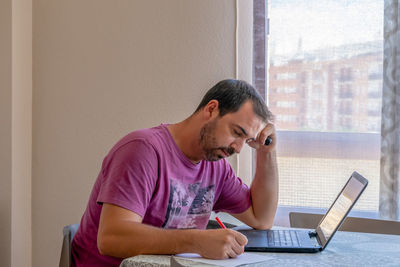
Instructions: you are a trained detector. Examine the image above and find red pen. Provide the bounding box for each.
[215,216,227,229]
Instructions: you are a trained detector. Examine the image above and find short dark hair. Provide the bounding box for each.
[195,79,273,122]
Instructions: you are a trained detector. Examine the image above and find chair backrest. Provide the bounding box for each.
[289,212,400,235]
[59,223,80,267]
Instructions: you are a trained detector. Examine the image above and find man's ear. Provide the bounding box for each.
[203,100,219,119]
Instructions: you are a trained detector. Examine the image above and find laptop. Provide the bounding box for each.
[237,171,368,253]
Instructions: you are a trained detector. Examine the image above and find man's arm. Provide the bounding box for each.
[97,203,248,259]
[231,123,279,229]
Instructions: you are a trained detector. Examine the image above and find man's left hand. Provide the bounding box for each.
[246,123,276,152]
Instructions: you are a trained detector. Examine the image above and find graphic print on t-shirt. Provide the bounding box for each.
[162,178,215,229]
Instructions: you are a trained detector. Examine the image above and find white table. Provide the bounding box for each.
[120,230,400,266]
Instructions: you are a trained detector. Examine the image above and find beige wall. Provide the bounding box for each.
[1,0,32,267]
[12,0,33,266]
[0,1,253,266]
[32,1,255,267]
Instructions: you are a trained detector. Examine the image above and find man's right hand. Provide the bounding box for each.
[194,229,248,259]
[97,203,248,259]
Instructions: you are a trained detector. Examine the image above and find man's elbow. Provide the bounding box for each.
[252,221,273,230]
[97,233,139,258]
[250,215,274,230]
[97,234,113,256]
[244,210,276,230]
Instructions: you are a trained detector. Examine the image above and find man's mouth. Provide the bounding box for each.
[220,149,230,157]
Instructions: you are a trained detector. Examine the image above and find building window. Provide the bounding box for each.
[276,87,297,94]
[276,101,296,108]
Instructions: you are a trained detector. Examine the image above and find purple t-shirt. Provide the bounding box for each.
[71,124,251,266]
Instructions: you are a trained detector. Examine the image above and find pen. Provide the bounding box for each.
[215,216,227,229]
[265,136,273,145]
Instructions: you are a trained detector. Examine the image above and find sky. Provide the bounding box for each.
[269,0,384,55]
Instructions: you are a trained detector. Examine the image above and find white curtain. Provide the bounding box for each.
[380,0,400,220]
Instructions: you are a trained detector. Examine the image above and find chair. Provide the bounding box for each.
[59,223,80,267]
[289,212,400,235]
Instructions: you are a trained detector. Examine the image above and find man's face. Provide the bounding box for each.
[199,118,234,161]
[199,101,264,161]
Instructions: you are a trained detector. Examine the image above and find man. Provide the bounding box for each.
[71,79,279,266]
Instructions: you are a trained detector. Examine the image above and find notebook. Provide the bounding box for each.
[237,171,368,253]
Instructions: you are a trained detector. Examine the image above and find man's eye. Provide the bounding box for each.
[234,130,241,136]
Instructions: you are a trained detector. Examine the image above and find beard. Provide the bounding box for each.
[199,119,235,161]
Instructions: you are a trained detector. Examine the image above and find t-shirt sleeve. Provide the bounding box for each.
[213,160,252,214]
[97,139,158,217]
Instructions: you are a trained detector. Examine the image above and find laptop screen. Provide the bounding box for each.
[316,172,368,248]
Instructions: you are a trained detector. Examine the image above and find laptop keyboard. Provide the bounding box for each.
[267,230,300,247]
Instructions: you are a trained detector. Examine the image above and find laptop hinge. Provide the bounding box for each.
[308,231,317,238]
[309,230,323,248]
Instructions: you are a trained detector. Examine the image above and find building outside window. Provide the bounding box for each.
[254,0,383,211]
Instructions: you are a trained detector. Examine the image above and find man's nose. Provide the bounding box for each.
[231,139,245,154]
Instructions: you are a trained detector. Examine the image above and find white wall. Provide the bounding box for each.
[32,1,254,266]
[236,0,254,182]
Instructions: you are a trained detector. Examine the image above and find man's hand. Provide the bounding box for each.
[246,123,276,152]
[97,203,248,259]
[194,229,248,259]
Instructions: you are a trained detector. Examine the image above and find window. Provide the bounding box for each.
[368,80,382,98]
[276,101,296,108]
[276,114,297,123]
[276,87,297,94]
[255,0,383,211]
[275,72,297,80]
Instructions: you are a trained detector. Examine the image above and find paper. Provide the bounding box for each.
[173,252,273,267]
